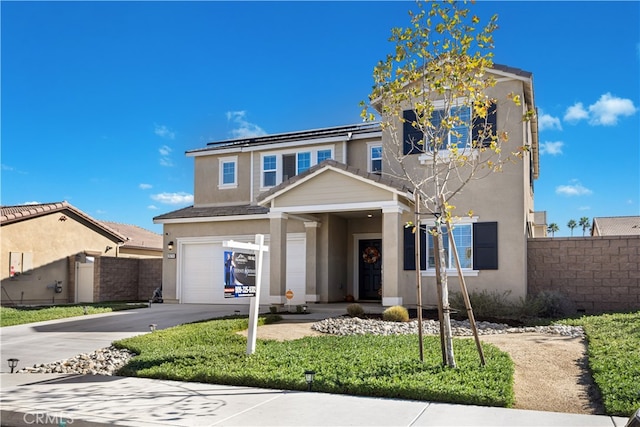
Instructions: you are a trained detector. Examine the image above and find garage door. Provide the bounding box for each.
[179,234,305,304]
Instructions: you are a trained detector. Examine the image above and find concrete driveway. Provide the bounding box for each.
[0,303,254,373]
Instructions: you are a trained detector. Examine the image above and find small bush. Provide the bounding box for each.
[382,305,409,322]
[450,290,513,319]
[346,303,365,318]
[531,290,576,318]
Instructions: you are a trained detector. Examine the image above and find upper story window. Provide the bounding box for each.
[297,152,311,174]
[369,144,382,174]
[261,147,333,188]
[317,149,332,163]
[263,155,277,187]
[218,156,237,189]
[402,102,496,155]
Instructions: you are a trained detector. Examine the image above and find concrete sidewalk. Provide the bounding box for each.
[0,373,629,427]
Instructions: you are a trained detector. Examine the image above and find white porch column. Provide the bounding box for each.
[304,221,320,302]
[269,212,288,304]
[382,205,403,307]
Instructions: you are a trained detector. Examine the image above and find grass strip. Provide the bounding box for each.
[114,317,514,407]
[562,311,640,417]
[0,303,147,327]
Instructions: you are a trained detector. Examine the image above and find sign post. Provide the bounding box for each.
[223,234,269,355]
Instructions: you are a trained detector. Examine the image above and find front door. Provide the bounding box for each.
[358,239,382,300]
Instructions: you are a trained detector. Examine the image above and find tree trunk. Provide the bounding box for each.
[433,226,456,368]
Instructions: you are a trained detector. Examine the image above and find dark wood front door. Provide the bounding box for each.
[358,239,382,300]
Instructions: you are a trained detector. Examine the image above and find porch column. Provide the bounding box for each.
[304,221,320,302]
[269,212,288,304]
[382,205,403,307]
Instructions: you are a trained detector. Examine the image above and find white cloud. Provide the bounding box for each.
[564,94,637,126]
[588,93,637,125]
[139,183,152,190]
[23,201,40,205]
[159,145,173,167]
[564,103,589,122]
[538,111,562,131]
[539,141,564,155]
[147,205,159,210]
[151,192,193,205]
[154,124,175,139]
[556,180,593,197]
[578,206,591,211]
[226,111,267,139]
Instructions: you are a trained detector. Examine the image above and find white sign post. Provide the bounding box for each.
[223,234,269,355]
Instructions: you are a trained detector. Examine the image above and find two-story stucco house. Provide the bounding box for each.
[154,63,541,308]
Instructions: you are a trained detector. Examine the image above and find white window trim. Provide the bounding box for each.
[259,145,334,190]
[419,217,479,276]
[368,143,383,174]
[218,156,238,189]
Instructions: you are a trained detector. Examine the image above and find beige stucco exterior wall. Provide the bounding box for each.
[193,152,253,206]
[1,212,120,305]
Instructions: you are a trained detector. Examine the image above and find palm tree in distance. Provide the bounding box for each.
[567,219,577,236]
[579,217,590,236]
[547,223,560,237]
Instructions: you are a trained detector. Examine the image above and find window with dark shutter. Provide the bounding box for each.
[402,110,425,155]
[473,222,498,270]
[403,225,427,270]
[472,102,497,147]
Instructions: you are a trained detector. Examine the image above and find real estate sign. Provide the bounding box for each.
[224,251,256,298]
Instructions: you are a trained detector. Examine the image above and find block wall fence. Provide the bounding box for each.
[527,236,640,313]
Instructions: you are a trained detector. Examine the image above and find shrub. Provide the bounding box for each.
[346,303,365,318]
[450,290,513,319]
[531,290,576,318]
[382,305,409,322]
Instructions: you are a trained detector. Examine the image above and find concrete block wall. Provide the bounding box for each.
[138,258,163,301]
[527,236,640,313]
[95,257,140,302]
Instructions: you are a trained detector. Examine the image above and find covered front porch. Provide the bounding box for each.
[257,160,413,307]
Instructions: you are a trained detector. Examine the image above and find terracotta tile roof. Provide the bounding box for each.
[100,221,162,250]
[1,201,127,242]
[592,216,640,236]
[153,204,269,222]
[257,159,413,204]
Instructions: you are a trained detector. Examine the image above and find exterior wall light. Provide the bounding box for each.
[8,358,19,373]
[304,370,316,391]
[167,241,174,251]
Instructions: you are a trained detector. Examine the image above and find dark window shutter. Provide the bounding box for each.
[473,222,498,270]
[402,110,424,155]
[404,225,427,270]
[472,102,497,147]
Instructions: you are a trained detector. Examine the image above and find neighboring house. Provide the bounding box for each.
[100,221,163,258]
[1,202,162,305]
[591,216,640,236]
[154,63,542,307]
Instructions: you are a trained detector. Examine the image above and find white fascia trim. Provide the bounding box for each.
[269,201,410,215]
[154,213,269,225]
[490,68,532,84]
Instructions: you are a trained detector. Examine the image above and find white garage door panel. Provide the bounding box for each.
[182,243,219,304]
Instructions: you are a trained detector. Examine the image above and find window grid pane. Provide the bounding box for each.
[263,155,276,187]
[222,162,235,184]
[318,149,332,163]
[427,225,472,270]
[297,152,311,174]
[371,146,382,172]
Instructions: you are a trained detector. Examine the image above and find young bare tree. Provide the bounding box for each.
[361,0,533,367]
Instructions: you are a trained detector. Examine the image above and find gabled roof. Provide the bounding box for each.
[100,221,162,250]
[592,216,640,236]
[257,159,413,206]
[0,201,127,243]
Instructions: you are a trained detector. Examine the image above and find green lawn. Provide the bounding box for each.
[562,311,640,417]
[0,303,147,327]
[114,317,514,407]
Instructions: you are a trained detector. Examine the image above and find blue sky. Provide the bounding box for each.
[2,1,639,237]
